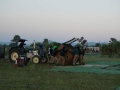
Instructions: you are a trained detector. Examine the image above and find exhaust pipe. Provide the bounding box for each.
[33,40,36,49]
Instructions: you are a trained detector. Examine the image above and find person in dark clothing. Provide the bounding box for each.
[48,46,53,56]
[49,48,58,64]
[73,47,79,65]
[18,41,30,66]
[19,41,26,49]
[48,46,53,60]
[39,44,43,56]
[56,47,67,66]
[79,48,85,65]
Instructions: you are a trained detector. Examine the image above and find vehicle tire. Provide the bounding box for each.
[32,55,40,64]
[9,48,20,63]
[41,56,48,63]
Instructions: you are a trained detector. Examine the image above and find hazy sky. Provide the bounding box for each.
[0,0,120,44]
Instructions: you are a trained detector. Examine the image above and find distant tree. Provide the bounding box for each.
[30,38,61,50]
[75,44,82,49]
[44,41,61,50]
[42,38,49,49]
[100,44,108,55]
[110,38,117,42]
[43,39,48,44]
[91,45,94,47]
[95,43,101,47]
[100,37,120,58]
[30,42,42,47]
[42,38,61,49]
[109,38,120,56]
[51,42,61,46]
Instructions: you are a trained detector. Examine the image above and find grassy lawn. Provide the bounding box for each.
[0,53,120,90]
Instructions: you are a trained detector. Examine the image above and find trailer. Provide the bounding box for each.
[56,37,87,65]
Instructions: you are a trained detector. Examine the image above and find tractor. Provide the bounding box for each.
[9,38,48,65]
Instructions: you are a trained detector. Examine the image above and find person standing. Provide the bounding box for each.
[73,47,80,65]
[48,46,53,57]
[39,44,43,56]
[19,41,26,49]
[49,48,58,64]
[56,47,67,66]
[79,48,85,65]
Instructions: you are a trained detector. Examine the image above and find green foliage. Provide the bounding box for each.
[30,42,42,47]
[95,43,101,47]
[110,38,117,42]
[42,39,49,49]
[43,38,48,45]
[30,38,61,50]
[42,39,61,49]
[51,42,61,46]
[44,42,61,50]
[74,44,82,49]
[100,38,120,57]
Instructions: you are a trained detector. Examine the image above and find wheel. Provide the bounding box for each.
[32,55,40,64]
[41,56,48,63]
[9,48,20,62]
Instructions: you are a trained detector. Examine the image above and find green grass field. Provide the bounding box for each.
[0,53,120,90]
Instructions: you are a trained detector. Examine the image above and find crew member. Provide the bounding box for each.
[79,48,85,65]
[19,41,25,49]
[56,47,67,66]
[49,48,58,64]
[73,47,79,65]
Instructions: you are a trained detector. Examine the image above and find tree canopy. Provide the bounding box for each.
[100,38,120,57]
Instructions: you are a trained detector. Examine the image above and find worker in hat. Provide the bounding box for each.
[19,41,26,49]
[49,47,58,64]
[56,47,67,66]
[79,48,85,65]
[73,47,79,65]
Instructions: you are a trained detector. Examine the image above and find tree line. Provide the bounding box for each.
[10,35,61,50]
[2,35,120,58]
[100,38,120,58]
